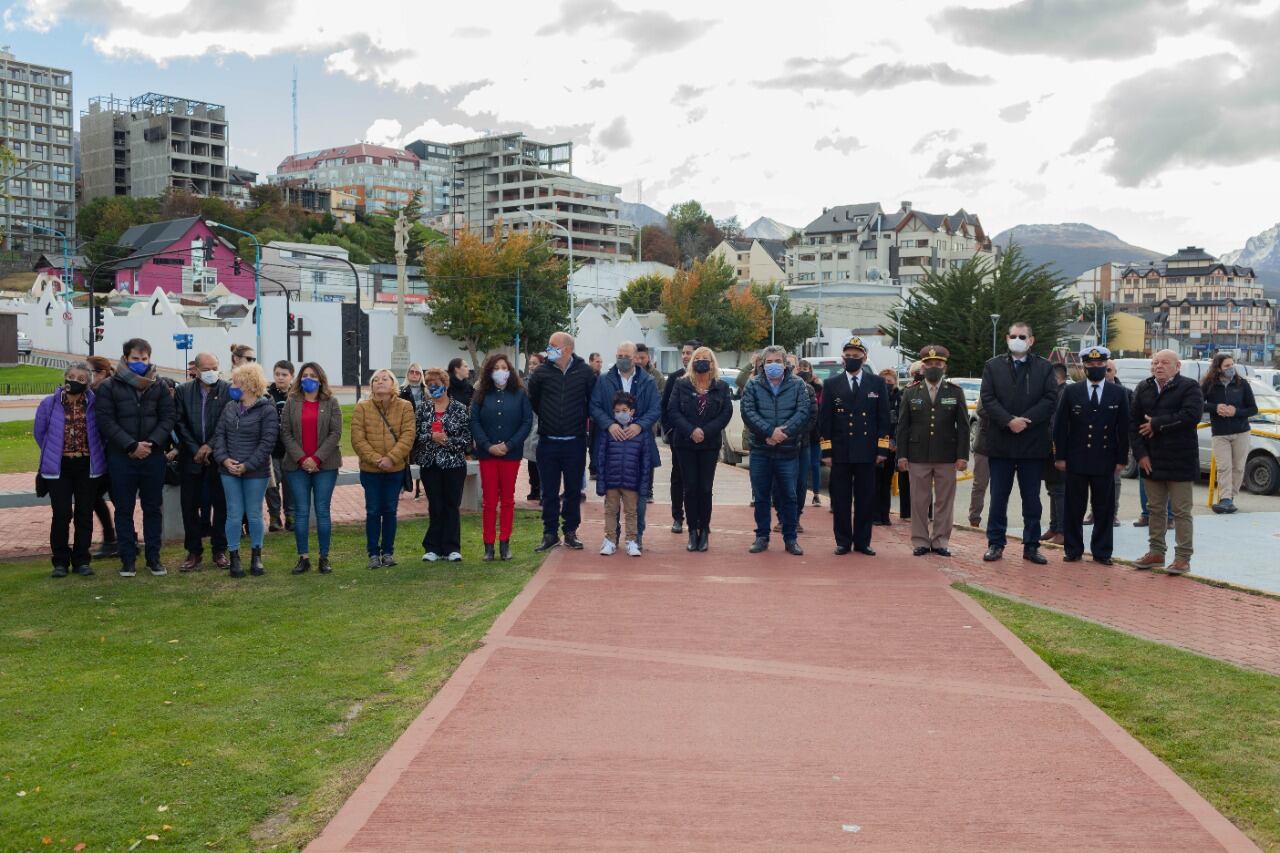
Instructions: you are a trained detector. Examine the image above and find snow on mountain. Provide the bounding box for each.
[1222,221,1280,298]
[742,216,798,241]
[617,201,667,229]
[992,223,1165,279]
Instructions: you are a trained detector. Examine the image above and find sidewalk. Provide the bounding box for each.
[306,503,1258,852]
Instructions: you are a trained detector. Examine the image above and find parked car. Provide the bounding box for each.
[16,331,32,356]
[1121,377,1280,494]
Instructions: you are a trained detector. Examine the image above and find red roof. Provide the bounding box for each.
[276,143,420,173]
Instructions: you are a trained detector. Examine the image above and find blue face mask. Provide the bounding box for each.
[300,377,320,394]
[127,361,149,376]
[228,387,243,401]
[764,362,785,380]
[428,384,446,399]
[546,346,562,363]
[614,411,633,426]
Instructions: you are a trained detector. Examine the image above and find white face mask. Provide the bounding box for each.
[199,370,219,385]
[1007,337,1029,355]
[492,369,510,387]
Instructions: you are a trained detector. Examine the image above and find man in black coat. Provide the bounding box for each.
[94,337,177,577]
[660,340,698,532]
[1130,350,1203,575]
[977,321,1058,564]
[1053,345,1129,565]
[174,352,233,572]
[817,337,890,556]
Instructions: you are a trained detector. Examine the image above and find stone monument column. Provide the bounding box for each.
[390,210,411,373]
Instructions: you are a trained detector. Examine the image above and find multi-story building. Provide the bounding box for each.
[709,237,787,287]
[269,143,434,217]
[445,132,634,264]
[80,93,229,201]
[785,201,992,291]
[0,49,75,256]
[404,139,452,214]
[1114,247,1274,361]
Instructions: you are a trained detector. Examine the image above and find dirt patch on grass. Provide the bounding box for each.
[250,794,300,844]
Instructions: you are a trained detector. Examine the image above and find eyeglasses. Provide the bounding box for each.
[1007,334,1028,340]
[243,356,257,362]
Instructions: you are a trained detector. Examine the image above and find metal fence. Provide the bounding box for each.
[0,381,61,396]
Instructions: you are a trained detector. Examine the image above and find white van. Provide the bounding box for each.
[1112,358,1258,389]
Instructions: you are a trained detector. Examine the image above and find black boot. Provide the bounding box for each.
[292,556,311,574]
[687,530,698,552]
[318,555,332,574]
[483,543,495,562]
[698,528,709,552]
[499,540,511,561]
[250,547,265,576]
[229,550,245,578]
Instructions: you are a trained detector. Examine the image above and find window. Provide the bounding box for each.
[153,257,184,265]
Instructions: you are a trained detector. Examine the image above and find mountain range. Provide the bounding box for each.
[742,217,798,240]
[617,201,667,229]
[992,224,1165,280]
[1222,222,1280,299]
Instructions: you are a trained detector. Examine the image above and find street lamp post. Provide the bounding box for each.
[814,244,823,357]
[767,292,781,345]
[990,313,1000,358]
[206,220,261,357]
[516,210,575,336]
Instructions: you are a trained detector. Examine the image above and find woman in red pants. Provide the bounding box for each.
[469,354,533,561]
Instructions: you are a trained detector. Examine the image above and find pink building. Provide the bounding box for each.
[32,254,87,289]
[112,216,255,300]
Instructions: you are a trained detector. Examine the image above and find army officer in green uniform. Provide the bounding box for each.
[896,345,970,556]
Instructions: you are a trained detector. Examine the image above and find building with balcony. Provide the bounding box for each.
[80,93,230,202]
[269,143,438,217]
[0,49,75,256]
[709,237,787,287]
[785,201,992,293]
[403,139,452,214]
[1114,247,1274,362]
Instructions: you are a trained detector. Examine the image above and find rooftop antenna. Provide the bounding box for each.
[291,64,299,155]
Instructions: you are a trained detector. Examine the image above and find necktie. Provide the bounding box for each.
[1091,385,1099,407]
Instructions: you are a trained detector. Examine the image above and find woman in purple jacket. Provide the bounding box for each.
[33,362,106,578]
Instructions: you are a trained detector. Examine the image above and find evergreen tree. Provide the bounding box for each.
[617,272,668,315]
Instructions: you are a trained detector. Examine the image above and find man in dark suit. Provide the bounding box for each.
[978,321,1058,564]
[818,337,890,555]
[1053,345,1130,566]
[174,352,233,572]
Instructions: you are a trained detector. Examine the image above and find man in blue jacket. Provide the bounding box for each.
[740,345,814,555]
[590,340,660,544]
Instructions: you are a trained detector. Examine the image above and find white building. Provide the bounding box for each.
[260,241,371,304]
[708,237,787,286]
[568,261,675,304]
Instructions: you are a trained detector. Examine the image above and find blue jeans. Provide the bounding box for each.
[107,451,166,564]
[535,436,586,537]
[221,474,270,551]
[808,443,822,499]
[287,468,337,556]
[986,457,1044,549]
[360,470,403,556]
[750,452,799,541]
[1138,473,1173,520]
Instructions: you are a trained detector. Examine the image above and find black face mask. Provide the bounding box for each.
[844,357,864,373]
[692,359,711,374]
[1085,365,1108,382]
[923,367,944,383]
[65,380,88,396]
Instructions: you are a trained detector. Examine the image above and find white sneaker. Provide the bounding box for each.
[626,540,642,557]
[600,539,616,556]
[446,552,462,562]
[421,552,439,562]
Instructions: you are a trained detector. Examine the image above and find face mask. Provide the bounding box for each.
[844,357,863,373]
[1222,366,1236,381]
[912,373,924,383]
[923,367,944,383]
[492,369,510,387]
[228,387,243,401]
[545,346,562,363]
[198,369,218,385]
[127,361,149,376]
[300,377,320,394]
[614,411,633,426]
[693,359,711,374]
[615,357,633,374]
[428,384,446,399]
[1086,366,1107,382]
[763,362,784,380]
[1007,337,1029,355]
[65,379,88,395]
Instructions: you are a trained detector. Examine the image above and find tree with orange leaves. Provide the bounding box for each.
[660,255,766,354]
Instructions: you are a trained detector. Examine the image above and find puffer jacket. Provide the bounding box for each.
[413,398,471,470]
[1202,377,1258,436]
[739,369,813,458]
[1129,373,1204,481]
[94,365,177,456]
[351,396,416,473]
[528,354,596,438]
[595,429,654,495]
[665,378,733,451]
[211,395,279,479]
[34,389,107,479]
[590,365,661,467]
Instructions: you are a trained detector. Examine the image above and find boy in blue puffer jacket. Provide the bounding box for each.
[596,392,653,557]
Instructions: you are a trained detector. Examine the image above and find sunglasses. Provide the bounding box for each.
[243,356,257,362]
[1007,334,1028,340]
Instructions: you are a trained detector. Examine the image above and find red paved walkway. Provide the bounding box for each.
[307,504,1257,852]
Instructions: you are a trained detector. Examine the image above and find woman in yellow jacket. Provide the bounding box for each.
[351,368,416,568]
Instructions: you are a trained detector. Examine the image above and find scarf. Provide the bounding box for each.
[114,359,156,392]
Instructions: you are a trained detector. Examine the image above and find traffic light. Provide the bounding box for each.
[233,256,242,275]
[94,326,104,342]
[288,312,296,330]
[203,237,214,263]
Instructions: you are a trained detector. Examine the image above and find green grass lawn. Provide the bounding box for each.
[0,365,64,389]
[0,513,546,851]
[962,585,1280,852]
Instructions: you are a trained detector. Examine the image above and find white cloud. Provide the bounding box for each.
[12,0,1280,252]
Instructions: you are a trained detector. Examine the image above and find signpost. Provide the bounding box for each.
[173,332,194,359]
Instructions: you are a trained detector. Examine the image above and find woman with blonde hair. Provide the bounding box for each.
[352,367,416,568]
[664,346,734,551]
[211,362,278,578]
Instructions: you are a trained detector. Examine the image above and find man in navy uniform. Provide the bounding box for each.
[1052,345,1130,565]
[818,337,890,556]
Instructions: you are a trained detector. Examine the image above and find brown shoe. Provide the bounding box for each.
[179,552,202,573]
[1165,558,1191,575]
[1046,533,1065,546]
[212,551,231,570]
[1039,530,1056,542]
[968,516,981,527]
[1133,551,1164,570]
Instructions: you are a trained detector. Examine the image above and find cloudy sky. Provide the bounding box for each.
[6,0,1280,255]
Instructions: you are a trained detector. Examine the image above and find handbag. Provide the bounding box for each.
[373,402,415,493]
